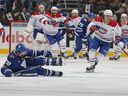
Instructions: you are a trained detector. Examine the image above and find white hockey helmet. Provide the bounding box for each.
[121,14,127,17]
[71,9,78,14]
[51,6,58,11]
[104,10,113,16]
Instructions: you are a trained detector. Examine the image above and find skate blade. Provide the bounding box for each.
[86,70,94,73]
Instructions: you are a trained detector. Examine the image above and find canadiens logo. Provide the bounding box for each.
[40,18,50,25]
[122,29,128,34]
[99,27,107,34]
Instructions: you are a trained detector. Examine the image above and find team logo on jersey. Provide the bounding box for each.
[122,29,128,34]
[99,27,107,34]
[40,18,50,25]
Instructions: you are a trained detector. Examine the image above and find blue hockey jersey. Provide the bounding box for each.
[2,49,51,73]
[75,18,90,38]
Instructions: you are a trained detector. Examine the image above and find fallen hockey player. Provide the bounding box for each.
[1,43,63,77]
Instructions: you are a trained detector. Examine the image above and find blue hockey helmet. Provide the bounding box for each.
[15,43,28,52]
[88,12,95,18]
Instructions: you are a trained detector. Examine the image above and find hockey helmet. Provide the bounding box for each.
[15,43,28,53]
[121,14,127,17]
[51,6,58,11]
[88,12,95,18]
[71,9,78,14]
[104,10,113,16]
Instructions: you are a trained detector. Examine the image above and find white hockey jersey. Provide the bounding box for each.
[24,11,47,34]
[119,22,128,38]
[40,17,59,35]
[45,11,66,24]
[88,16,121,42]
[69,16,82,28]
[28,12,46,29]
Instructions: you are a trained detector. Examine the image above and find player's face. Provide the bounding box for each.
[16,51,27,57]
[51,10,58,14]
[71,13,78,17]
[39,7,45,13]
[104,15,112,24]
[121,16,127,24]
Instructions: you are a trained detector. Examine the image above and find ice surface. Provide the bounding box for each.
[0,55,128,96]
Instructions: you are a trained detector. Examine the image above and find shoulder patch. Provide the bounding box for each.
[8,55,15,59]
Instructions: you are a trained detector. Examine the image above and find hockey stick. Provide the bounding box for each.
[117,44,128,56]
[13,66,40,76]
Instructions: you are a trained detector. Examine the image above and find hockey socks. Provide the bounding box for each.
[14,66,63,77]
[37,67,63,77]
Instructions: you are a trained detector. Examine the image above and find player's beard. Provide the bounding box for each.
[16,52,27,58]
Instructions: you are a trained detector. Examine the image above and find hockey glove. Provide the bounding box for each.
[0,27,5,37]
[89,25,100,34]
[1,66,13,77]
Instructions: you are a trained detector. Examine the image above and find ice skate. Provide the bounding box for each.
[73,52,77,59]
[54,71,63,77]
[109,55,120,60]
[58,57,63,66]
[86,62,98,73]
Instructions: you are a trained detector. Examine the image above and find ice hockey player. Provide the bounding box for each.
[68,9,82,59]
[41,6,68,58]
[24,4,48,50]
[1,43,63,77]
[70,10,95,59]
[109,14,128,60]
[85,12,96,60]
[86,9,121,72]
[45,6,68,37]
[45,6,67,23]
[0,22,5,37]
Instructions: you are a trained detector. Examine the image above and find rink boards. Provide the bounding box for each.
[0,25,128,57]
[1,47,128,57]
